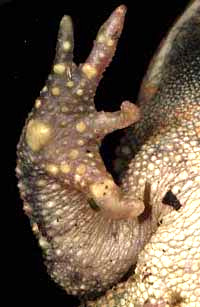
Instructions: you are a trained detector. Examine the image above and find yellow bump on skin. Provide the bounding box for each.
[60,163,71,174]
[120,299,126,306]
[62,40,71,52]
[26,119,52,152]
[87,152,94,158]
[32,223,39,234]
[41,85,48,92]
[77,139,85,146]
[76,121,86,133]
[66,80,74,88]
[61,106,69,113]
[106,38,114,47]
[46,163,59,175]
[60,121,68,127]
[51,87,60,96]
[97,33,105,43]
[39,236,50,249]
[74,174,81,182]
[55,249,63,256]
[76,88,84,96]
[69,149,79,159]
[138,178,145,185]
[36,179,47,187]
[97,33,114,47]
[89,179,114,199]
[76,164,86,175]
[82,64,97,79]
[53,63,65,74]
[35,99,42,108]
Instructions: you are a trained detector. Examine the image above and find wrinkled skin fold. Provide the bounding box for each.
[16,1,200,306]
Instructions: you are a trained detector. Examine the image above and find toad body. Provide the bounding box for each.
[16,1,200,306]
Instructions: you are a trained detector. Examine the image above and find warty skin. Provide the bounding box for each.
[16,1,200,306]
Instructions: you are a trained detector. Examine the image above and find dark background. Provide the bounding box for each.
[3,0,188,306]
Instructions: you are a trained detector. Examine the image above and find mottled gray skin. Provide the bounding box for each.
[16,1,200,306]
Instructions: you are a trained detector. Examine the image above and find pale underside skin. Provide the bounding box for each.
[86,196,200,307]
[16,1,200,307]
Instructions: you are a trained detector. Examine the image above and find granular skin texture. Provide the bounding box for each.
[16,1,200,306]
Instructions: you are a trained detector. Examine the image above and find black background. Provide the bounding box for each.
[3,0,189,306]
